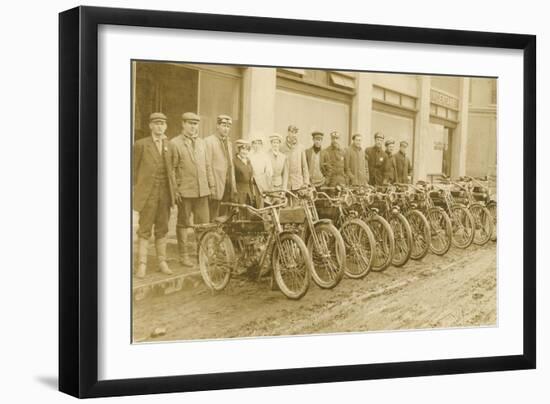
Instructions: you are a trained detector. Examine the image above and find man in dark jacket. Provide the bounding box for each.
[323,131,348,186]
[305,131,328,187]
[365,132,387,186]
[133,112,177,278]
[383,139,398,185]
[345,133,369,186]
[394,140,413,183]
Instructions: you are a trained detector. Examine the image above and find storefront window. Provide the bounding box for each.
[371,110,414,155]
[198,71,242,141]
[275,89,350,148]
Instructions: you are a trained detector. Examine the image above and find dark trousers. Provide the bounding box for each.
[137,180,171,239]
[209,183,233,220]
[177,196,210,228]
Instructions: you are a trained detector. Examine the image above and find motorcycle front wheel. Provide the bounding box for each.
[306,222,346,289]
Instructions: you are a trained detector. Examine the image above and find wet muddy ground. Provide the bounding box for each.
[132,241,496,343]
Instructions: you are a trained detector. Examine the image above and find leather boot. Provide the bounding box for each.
[177,227,194,267]
[135,237,148,278]
[155,237,173,275]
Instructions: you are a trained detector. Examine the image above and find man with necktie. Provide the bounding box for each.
[133,112,178,278]
[204,114,237,219]
[171,112,215,267]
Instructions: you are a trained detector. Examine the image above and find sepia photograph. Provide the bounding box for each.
[131,60,497,343]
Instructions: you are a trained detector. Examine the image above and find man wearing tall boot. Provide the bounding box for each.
[133,112,178,278]
[171,112,215,267]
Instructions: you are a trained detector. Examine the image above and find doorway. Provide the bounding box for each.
[133,62,199,141]
[442,127,453,177]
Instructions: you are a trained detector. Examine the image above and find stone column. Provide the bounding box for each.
[452,77,470,177]
[413,75,431,182]
[351,72,373,145]
[242,67,277,140]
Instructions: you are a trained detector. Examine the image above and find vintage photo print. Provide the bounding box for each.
[131,60,497,343]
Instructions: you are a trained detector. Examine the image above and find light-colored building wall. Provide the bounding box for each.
[466,78,497,177]
[134,63,496,183]
[372,73,418,97]
[431,76,460,97]
[239,70,496,181]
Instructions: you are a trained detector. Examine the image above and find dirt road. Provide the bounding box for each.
[132,243,496,342]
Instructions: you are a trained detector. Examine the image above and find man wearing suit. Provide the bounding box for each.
[383,139,398,185]
[365,132,387,186]
[345,133,369,186]
[133,112,177,278]
[394,140,413,184]
[204,115,237,219]
[323,131,348,187]
[280,125,310,191]
[305,131,327,188]
[171,112,215,267]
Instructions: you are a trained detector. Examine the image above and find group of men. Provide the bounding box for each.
[133,111,412,278]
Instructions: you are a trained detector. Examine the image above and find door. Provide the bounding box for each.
[442,128,453,177]
[133,62,199,141]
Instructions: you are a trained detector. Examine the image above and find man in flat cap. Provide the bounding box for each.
[323,131,348,187]
[133,112,178,278]
[394,140,413,184]
[345,133,369,186]
[171,112,215,267]
[204,114,237,219]
[269,134,288,191]
[383,139,398,185]
[305,131,328,188]
[365,132,387,186]
[281,125,310,192]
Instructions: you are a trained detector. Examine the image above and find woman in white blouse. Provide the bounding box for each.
[248,135,273,194]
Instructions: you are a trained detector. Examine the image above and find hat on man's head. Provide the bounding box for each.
[374,132,384,140]
[149,112,167,122]
[235,139,251,148]
[217,114,232,125]
[400,140,409,147]
[385,139,395,146]
[311,131,324,139]
[330,131,341,139]
[250,135,264,144]
[269,133,283,143]
[182,112,200,122]
[287,125,299,134]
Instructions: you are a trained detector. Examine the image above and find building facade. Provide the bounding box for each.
[133,61,497,181]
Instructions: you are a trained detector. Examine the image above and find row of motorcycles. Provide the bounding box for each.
[194,175,497,300]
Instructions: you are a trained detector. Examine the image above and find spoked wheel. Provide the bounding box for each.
[272,232,311,299]
[470,203,494,246]
[487,201,497,242]
[389,213,413,267]
[306,222,346,289]
[367,215,395,272]
[406,210,431,260]
[340,218,376,279]
[198,229,234,291]
[450,205,475,249]
[426,207,452,255]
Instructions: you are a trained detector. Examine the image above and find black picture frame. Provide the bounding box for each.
[59,5,536,398]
